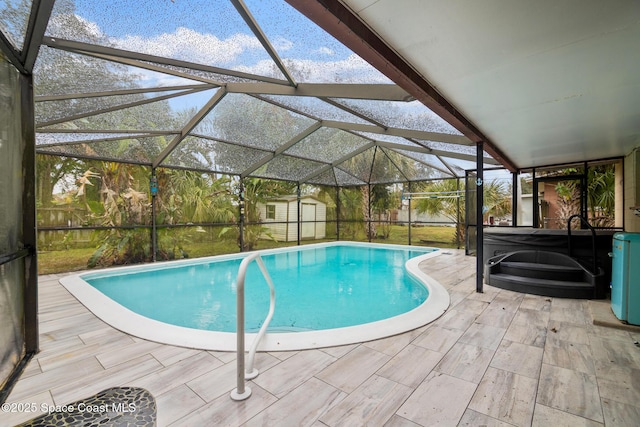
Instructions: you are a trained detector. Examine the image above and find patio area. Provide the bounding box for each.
[5,250,640,426]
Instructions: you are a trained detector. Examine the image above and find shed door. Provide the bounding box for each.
[301,203,316,238]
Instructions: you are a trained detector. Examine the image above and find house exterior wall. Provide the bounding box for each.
[541,182,562,229]
[625,147,640,232]
[518,194,533,226]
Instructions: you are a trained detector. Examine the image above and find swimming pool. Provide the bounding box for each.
[60,242,450,351]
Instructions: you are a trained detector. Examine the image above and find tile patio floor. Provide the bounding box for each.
[5,250,640,426]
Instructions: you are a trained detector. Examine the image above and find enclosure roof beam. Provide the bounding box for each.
[231,0,297,87]
[376,141,500,167]
[379,147,412,181]
[320,97,387,129]
[225,82,412,101]
[0,30,25,73]
[188,133,274,155]
[377,140,500,165]
[299,141,375,184]
[42,37,289,85]
[239,122,323,178]
[22,0,55,72]
[36,87,210,128]
[36,133,167,148]
[36,84,216,102]
[379,146,452,179]
[435,154,463,177]
[153,88,228,168]
[34,149,153,167]
[38,129,175,135]
[285,0,517,172]
[80,52,222,85]
[322,120,471,145]
[402,136,466,176]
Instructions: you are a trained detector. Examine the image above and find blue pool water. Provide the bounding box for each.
[83,244,436,333]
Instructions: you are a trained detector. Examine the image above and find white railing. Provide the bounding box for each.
[230,252,276,401]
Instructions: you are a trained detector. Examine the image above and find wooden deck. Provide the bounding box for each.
[5,250,640,426]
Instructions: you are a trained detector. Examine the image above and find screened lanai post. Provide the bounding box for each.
[476,142,484,293]
[0,70,39,403]
[239,180,245,252]
[368,184,372,242]
[407,182,412,245]
[456,178,461,249]
[336,187,340,241]
[21,72,39,357]
[297,185,301,246]
[532,168,539,228]
[150,169,158,262]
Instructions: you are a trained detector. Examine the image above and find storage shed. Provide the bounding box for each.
[258,195,326,242]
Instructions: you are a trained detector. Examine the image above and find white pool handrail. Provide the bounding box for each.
[230,252,276,401]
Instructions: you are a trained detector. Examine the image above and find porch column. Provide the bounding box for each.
[511,171,518,227]
[476,142,484,293]
[456,178,461,249]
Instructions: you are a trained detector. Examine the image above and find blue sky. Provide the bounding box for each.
[71,0,357,66]
[44,0,464,136]
[49,0,393,112]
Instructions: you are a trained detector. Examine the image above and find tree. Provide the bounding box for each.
[36,154,84,208]
[341,147,423,240]
[414,179,464,244]
[483,179,512,223]
[157,169,234,224]
[238,177,296,251]
[338,187,364,240]
[587,164,615,227]
[371,184,400,239]
[69,161,153,267]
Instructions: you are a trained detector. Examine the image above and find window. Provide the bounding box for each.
[266,204,276,220]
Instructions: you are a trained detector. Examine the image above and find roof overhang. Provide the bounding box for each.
[287,0,640,171]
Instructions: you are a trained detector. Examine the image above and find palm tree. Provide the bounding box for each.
[587,165,615,227]
[414,178,464,244]
[414,177,511,244]
[341,146,422,240]
[483,179,512,223]
[162,169,234,224]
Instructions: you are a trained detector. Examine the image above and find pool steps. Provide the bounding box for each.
[485,250,607,299]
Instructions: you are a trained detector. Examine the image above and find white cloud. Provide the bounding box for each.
[48,12,391,85]
[131,68,199,88]
[314,47,335,56]
[46,13,104,41]
[272,36,294,52]
[281,54,392,83]
[234,59,285,79]
[111,27,263,65]
[108,27,390,83]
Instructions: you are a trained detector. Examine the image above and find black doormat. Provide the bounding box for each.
[16,387,156,427]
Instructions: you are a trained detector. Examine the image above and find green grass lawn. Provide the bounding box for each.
[37,225,460,275]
